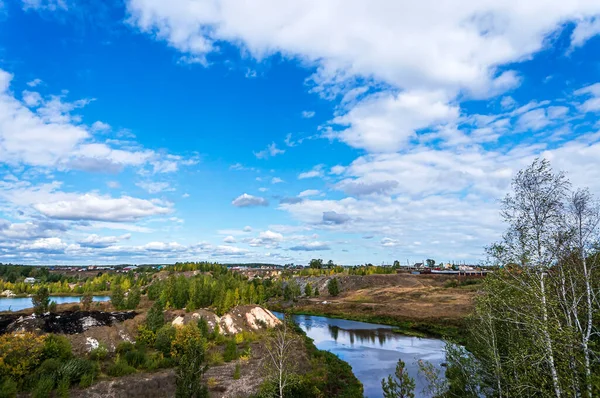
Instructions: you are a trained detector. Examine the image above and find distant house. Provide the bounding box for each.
[24,277,36,284]
[413,262,424,268]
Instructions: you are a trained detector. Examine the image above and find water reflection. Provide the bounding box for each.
[287,313,446,398]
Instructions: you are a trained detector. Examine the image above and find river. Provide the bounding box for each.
[0,295,110,312]
[281,313,446,398]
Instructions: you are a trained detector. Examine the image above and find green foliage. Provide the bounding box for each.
[32,287,50,315]
[111,284,125,310]
[309,259,323,269]
[48,301,57,312]
[304,283,312,297]
[381,359,415,398]
[283,280,301,301]
[125,286,141,309]
[327,278,339,296]
[124,350,147,368]
[42,334,72,361]
[197,317,209,337]
[136,325,156,348]
[0,332,46,381]
[58,358,97,385]
[56,376,70,398]
[116,341,135,355]
[425,259,435,268]
[0,378,18,398]
[32,375,54,398]
[173,324,208,398]
[155,325,176,356]
[314,287,319,296]
[223,339,238,362]
[81,292,93,311]
[207,351,224,366]
[146,300,165,332]
[107,360,136,377]
[79,373,95,388]
[89,344,108,361]
[233,363,241,380]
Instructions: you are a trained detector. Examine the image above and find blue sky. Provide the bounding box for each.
[1,1,600,265]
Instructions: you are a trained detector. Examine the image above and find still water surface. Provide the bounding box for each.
[279,313,446,398]
[0,295,110,312]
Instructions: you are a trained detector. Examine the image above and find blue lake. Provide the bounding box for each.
[275,312,446,398]
[0,295,110,312]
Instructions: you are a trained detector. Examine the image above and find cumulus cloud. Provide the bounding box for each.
[246,230,283,248]
[232,193,269,207]
[223,235,236,243]
[279,197,304,204]
[322,211,351,225]
[34,193,172,222]
[298,189,321,198]
[298,164,324,179]
[136,181,175,194]
[78,233,131,248]
[335,180,398,196]
[289,241,330,251]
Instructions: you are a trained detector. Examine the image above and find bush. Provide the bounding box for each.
[48,301,57,313]
[0,332,46,381]
[116,341,135,355]
[32,375,54,398]
[146,301,165,332]
[328,278,340,296]
[223,339,238,362]
[0,378,18,398]
[136,325,156,348]
[155,325,176,356]
[107,360,136,377]
[42,334,72,361]
[125,287,141,310]
[81,292,93,311]
[56,376,70,398]
[59,358,97,385]
[32,287,50,315]
[36,358,62,378]
[79,372,95,388]
[233,364,241,380]
[124,350,147,368]
[89,344,108,361]
[207,351,224,366]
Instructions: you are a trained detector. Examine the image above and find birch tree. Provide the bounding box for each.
[264,318,299,398]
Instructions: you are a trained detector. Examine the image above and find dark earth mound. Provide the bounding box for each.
[0,310,137,334]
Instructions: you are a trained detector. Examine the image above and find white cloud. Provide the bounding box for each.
[298,164,324,179]
[571,17,600,49]
[289,241,330,251]
[232,193,269,207]
[107,181,120,189]
[34,193,172,222]
[26,78,43,87]
[136,181,175,194]
[254,142,285,159]
[247,230,283,248]
[331,90,459,152]
[223,235,236,243]
[575,83,600,113]
[91,121,111,132]
[78,233,131,248]
[302,110,315,118]
[381,237,400,247]
[258,187,268,192]
[22,0,68,11]
[271,177,284,184]
[298,189,320,198]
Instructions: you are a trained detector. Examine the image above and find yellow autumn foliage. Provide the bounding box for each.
[0,332,46,380]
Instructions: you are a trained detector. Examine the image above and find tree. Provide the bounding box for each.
[146,300,165,332]
[381,358,415,398]
[425,259,435,268]
[125,286,141,309]
[309,259,323,269]
[328,278,339,296]
[32,287,50,315]
[111,285,125,310]
[326,260,335,268]
[393,260,400,268]
[283,280,301,302]
[304,283,312,297]
[264,318,299,398]
[172,324,208,398]
[314,287,319,296]
[81,292,93,311]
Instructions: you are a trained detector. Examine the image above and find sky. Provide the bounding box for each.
[1,1,600,265]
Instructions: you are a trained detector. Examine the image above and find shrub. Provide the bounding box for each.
[111,285,125,310]
[136,325,156,348]
[56,376,70,398]
[328,278,340,296]
[0,378,18,398]
[107,360,136,377]
[207,351,224,366]
[36,358,62,378]
[42,334,72,361]
[173,324,208,398]
[32,375,54,398]
[223,339,238,362]
[233,364,241,380]
[155,325,176,356]
[32,287,50,315]
[59,358,97,385]
[0,332,46,381]
[125,287,141,310]
[116,341,135,355]
[146,301,165,332]
[81,292,93,311]
[79,372,95,388]
[48,301,57,313]
[124,350,147,368]
[89,344,108,361]
[197,317,209,338]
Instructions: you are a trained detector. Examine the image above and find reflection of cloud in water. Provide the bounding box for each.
[293,314,446,398]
